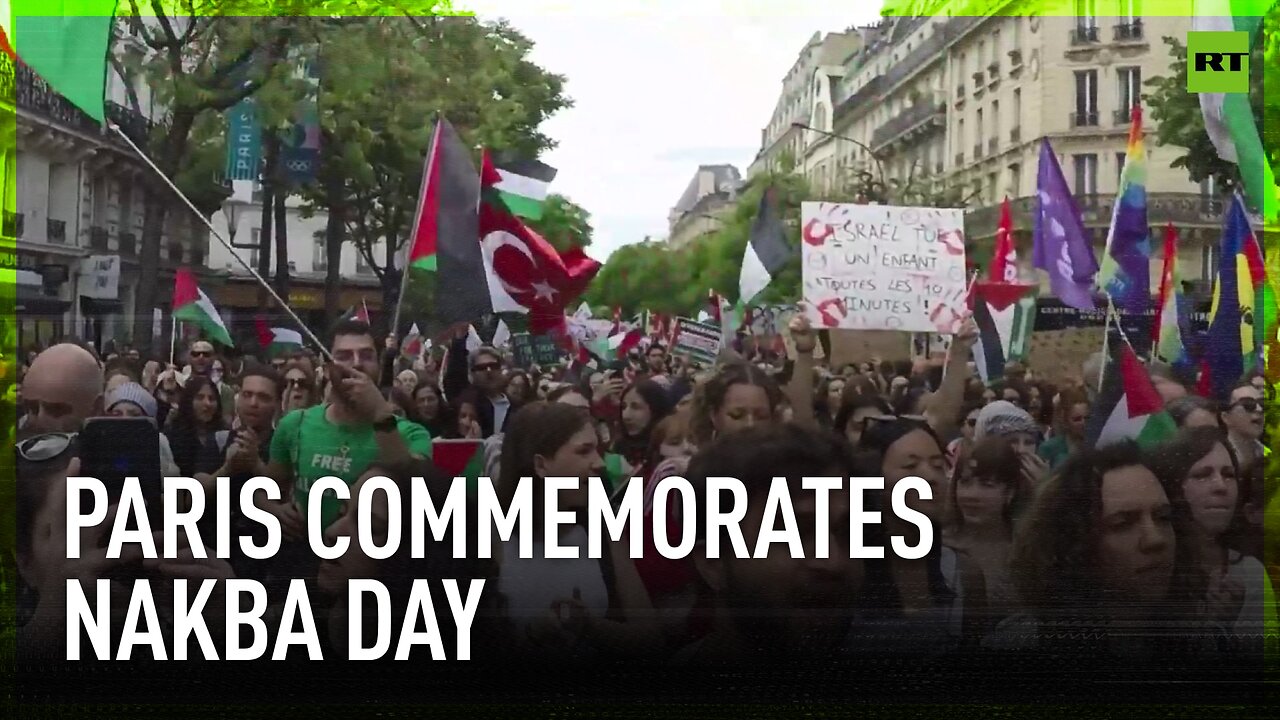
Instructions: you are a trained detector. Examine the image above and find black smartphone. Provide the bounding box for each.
[78,417,162,508]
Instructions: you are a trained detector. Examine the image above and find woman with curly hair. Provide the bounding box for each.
[993,442,1215,665]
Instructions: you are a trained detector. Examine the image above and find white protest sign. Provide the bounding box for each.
[801,202,968,334]
[79,254,121,300]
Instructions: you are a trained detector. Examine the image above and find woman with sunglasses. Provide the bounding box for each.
[944,402,984,479]
[281,363,319,414]
[1220,382,1265,471]
[854,416,989,656]
[165,375,228,477]
[1149,427,1274,639]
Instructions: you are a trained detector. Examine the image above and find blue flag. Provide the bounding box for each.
[1033,139,1099,311]
[1205,194,1253,401]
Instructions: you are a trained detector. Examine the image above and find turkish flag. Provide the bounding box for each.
[479,154,600,334]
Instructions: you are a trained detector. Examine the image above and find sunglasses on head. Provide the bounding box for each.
[18,432,76,462]
[1229,397,1263,413]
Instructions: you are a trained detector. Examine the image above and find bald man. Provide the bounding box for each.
[22,343,104,434]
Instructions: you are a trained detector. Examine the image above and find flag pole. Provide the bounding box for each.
[392,118,442,340]
[107,123,334,363]
[1098,295,1113,392]
[170,317,177,366]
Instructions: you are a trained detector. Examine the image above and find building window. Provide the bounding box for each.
[976,108,984,143]
[1117,67,1141,121]
[1074,69,1098,125]
[1008,163,1022,197]
[1076,0,1097,27]
[991,30,1000,63]
[991,100,1000,145]
[987,172,998,203]
[356,248,373,275]
[1073,154,1099,196]
[313,233,327,272]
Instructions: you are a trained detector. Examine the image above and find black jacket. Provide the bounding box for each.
[443,335,511,438]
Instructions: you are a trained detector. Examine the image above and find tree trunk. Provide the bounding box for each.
[257,130,278,310]
[131,111,194,357]
[273,175,289,301]
[132,190,168,358]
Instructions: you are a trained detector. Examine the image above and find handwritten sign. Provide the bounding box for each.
[801,203,968,334]
[78,254,120,300]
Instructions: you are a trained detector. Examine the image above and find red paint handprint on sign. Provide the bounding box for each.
[803,219,835,247]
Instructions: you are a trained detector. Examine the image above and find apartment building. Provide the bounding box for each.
[784,1,1223,292]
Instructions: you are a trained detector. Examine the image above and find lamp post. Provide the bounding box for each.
[790,121,887,203]
[222,196,254,249]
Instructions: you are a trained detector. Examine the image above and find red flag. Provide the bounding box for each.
[480,153,601,335]
[254,315,272,349]
[707,289,723,324]
[989,197,1017,283]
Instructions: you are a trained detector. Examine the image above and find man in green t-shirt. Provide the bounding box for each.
[266,319,432,537]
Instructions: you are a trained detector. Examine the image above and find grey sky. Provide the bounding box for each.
[466,0,884,260]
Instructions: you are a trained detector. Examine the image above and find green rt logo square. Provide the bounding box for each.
[1188,31,1250,93]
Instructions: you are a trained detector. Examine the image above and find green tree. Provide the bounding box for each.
[297,16,570,327]
[116,1,300,354]
[526,193,593,252]
[1144,11,1278,200]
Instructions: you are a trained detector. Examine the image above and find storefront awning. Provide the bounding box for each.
[16,284,71,315]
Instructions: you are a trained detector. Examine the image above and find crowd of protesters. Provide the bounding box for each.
[9,313,1277,670]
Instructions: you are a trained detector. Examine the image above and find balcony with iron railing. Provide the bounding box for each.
[964,192,1229,238]
[1070,110,1100,128]
[1113,20,1144,42]
[870,102,945,151]
[15,62,103,135]
[1070,25,1100,45]
[1114,107,1135,125]
[89,226,109,251]
[105,101,158,147]
[47,218,66,244]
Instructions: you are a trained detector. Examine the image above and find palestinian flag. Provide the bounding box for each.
[173,267,233,347]
[267,328,303,358]
[4,1,117,123]
[402,323,423,358]
[486,151,557,221]
[738,186,791,306]
[399,117,488,328]
[1086,341,1178,449]
[969,281,1037,383]
[433,439,487,494]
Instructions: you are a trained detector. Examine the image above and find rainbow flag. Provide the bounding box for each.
[1152,224,1189,367]
[1096,105,1151,314]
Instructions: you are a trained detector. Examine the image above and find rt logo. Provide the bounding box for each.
[1187,31,1250,93]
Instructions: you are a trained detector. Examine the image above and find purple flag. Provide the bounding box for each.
[1033,139,1100,311]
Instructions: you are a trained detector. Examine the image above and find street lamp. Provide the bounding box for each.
[790,121,887,202]
[222,196,255,249]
